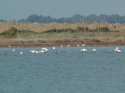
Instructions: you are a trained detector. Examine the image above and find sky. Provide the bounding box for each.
[0,0,125,20]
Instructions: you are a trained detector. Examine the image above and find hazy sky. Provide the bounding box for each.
[0,0,125,20]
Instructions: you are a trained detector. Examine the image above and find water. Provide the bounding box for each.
[0,46,125,93]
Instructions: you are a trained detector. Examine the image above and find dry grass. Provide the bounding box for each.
[0,22,125,33]
[0,22,79,32]
[0,22,125,47]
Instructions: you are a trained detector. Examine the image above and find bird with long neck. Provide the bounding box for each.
[114,46,121,53]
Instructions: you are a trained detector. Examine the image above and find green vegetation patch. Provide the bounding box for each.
[43,28,77,33]
[0,27,39,38]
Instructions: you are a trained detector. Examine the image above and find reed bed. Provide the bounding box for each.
[0,22,125,45]
[0,22,125,33]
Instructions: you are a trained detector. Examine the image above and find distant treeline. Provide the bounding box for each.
[0,19,6,22]
[1,14,125,24]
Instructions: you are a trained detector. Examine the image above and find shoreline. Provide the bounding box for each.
[0,40,125,48]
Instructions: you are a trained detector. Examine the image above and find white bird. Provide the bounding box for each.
[114,46,121,53]
[82,44,85,46]
[80,48,87,53]
[67,45,70,47]
[53,47,55,50]
[92,49,96,52]
[40,50,45,53]
[116,49,121,53]
[20,51,23,55]
[42,47,49,52]
[77,44,79,47]
[13,49,15,52]
[61,45,63,48]
[9,45,11,48]
[114,46,119,51]
[30,50,35,54]
[30,50,39,54]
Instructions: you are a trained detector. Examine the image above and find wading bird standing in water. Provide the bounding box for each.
[114,46,121,53]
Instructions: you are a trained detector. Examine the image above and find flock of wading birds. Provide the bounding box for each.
[10,44,122,55]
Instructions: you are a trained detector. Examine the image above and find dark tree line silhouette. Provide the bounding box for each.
[1,14,125,24]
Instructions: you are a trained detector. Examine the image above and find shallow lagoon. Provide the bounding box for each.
[0,46,125,93]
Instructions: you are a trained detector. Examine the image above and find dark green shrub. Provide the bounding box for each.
[0,27,17,37]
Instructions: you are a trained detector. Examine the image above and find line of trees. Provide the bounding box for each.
[1,14,125,24]
[0,19,6,22]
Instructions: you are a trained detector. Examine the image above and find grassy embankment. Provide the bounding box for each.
[0,22,125,47]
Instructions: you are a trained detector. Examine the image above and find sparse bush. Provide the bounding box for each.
[99,27,110,32]
[0,27,17,37]
[0,27,38,38]
[77,26,89,32]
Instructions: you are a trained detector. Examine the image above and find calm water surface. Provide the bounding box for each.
[0,46,125,93]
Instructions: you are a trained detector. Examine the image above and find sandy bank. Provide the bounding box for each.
[0,40,125,48]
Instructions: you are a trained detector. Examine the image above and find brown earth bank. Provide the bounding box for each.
[0,40,125,48]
